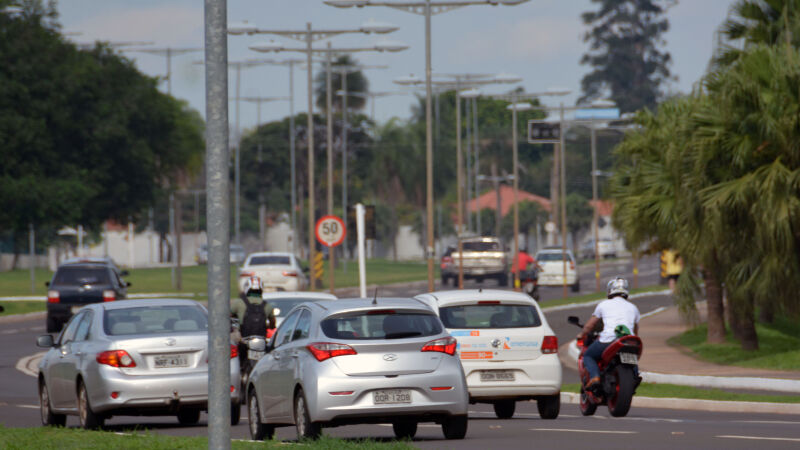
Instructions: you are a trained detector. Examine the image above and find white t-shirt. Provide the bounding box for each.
[592,297,640,343]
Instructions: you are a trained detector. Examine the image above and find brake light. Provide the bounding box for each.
[570,261,575,270]
[367,309,396,315]
[47,291,59,303]
[442,256,452,264]
[576,338,584,348]
[96,350,136,368]
[542,336,558,354]
[478,301,500,305]
[421,337,457,356]
[103,290,115,302]
[307,342,357,362]
[282,271,298,277]
[230,344,238,359]
[239,271,254,278]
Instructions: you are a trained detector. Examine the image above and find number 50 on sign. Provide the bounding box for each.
[315,215,346,247]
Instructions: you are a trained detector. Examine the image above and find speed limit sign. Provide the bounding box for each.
[315,215,346,247]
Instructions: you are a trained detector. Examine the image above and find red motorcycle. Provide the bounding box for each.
[567,316,643,417]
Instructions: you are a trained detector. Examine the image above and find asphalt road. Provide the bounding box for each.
[4,255,799,447]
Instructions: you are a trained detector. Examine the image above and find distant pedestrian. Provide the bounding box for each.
[663,250,683,293]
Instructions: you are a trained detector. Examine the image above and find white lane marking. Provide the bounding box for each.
[16,351,45,377]
[640,306,667,318]
[734,420,800,425]
[1,328,19,335]
[16,404,39,409]
[531,428,636,434]
[717,435,800,442]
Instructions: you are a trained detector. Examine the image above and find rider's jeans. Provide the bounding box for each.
[583,340,610,380]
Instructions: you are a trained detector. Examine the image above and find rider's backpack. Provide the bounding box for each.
[240,296,268,337]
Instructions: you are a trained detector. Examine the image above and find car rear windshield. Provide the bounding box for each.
[269,298,323,317]
[536,252,572,262]
[321,310,443,340]
[463,241,500,251]
[52,266,111,286]
[440,303,542,329]
[249,255,291,266]
[104,305,208,336]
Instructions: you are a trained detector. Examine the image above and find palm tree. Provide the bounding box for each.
[716,0,800,66]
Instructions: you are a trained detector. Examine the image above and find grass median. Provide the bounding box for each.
[538,284,667,309]
[561,382,800,403]
[669,317,800,371]
[0,425,413,449]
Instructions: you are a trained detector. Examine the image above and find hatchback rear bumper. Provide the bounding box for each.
[462,356,561,401]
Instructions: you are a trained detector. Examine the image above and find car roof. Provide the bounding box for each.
[96,298,203,311]
[537,248,574,254]
[261,291,336,301]
[247,252,294,258]
[61,257,118,266]
[416,289,536,307]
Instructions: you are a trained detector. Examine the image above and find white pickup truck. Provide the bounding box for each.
[441,237,509,286]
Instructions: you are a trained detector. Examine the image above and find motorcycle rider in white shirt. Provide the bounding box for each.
[576,277,640,388]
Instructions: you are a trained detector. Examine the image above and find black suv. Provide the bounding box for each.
[45,258,131,332]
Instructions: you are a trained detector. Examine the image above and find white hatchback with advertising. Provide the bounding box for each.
[415,289,561,419]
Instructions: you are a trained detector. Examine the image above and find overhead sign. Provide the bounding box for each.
[574,108,620,121]
[315,215,346,247]
[528,120,561,144]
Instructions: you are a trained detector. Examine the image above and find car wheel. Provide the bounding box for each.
[571,280,580,292]
[537,394,560,419]
[46,315,59,333]
[231,400,241,425]
[39,380,66,427]
[392,420,418,439]
[579,385,597,416]
[441,415,468,440]
[493,400,515,419]
[177,408,201,425]
[497,273,509,287]
[248,388,274,441]
[294,388,321,440]
[78,381,104,429]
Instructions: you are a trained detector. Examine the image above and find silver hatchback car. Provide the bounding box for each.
[36,299,241,429]
[245,298,469,441]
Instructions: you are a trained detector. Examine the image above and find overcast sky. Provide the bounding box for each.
[56,0,734,133]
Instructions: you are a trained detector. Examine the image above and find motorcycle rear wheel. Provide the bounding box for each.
[607,365,635,417]
[579,385,597,416]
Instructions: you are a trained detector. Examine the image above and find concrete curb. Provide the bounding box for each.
[560,392,800,415]
[0,311,46,324]
[16,351,44,378]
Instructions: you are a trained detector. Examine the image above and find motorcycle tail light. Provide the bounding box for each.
[421,336,457,356]
[96,350,136,368]
[576,338,584,348]
[230,344,238,359]
[47,291,60,303]
[541,336,558,354]
[307,342,357,362]
[103,290,115,302]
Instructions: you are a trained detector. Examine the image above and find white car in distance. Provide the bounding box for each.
[415,289,561,420]
[238,252,308,293]
[535,247,580,292]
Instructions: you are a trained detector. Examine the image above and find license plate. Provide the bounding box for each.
[480,370,515,381]
[247,350,265,360]
[153,354,189,368]
[619,353,638,364]
[373,389,411,405]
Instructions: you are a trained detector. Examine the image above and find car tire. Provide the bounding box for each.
[46,314,60,333]
[497,273,509,287]
[571,280,580,292]
[294,388,321,440]
[231,400,241,425]
[579,385,597,416]
[493,400,516,419]
[441,415,468,440]
[39,380,66,427]
[392,420,418,439]
[537,394,560,419]
[177,408,201,425]
[248,388,274,441]
[77,381,104,429]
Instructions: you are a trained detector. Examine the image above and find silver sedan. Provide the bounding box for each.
[36,298,241,429]
[245,298,469,441]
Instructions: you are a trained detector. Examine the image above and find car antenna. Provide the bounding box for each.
[372,287,378,304]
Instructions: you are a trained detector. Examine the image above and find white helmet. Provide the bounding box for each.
[606,277,629,299]
[243,275,263,294]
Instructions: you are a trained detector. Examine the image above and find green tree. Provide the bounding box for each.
[717,0,800,66]
[580,0,674,112]
[314,55,369,112]
[566,193,593,255]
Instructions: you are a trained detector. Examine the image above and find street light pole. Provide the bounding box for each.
[306,23,316,290]
[325,42,336,293]
[591,123,600,292]
[559,102,568,299]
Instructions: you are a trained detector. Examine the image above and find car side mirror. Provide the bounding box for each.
[567,316,581,326]
[247,337,266,352]
[44,281,50,287]
[36,335,54,348]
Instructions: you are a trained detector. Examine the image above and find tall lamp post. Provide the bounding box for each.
[326,0,531,291]
[229,19,401,290]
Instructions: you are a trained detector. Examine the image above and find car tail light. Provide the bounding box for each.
[542,336,558,354]
[570,261,575,270]
[282,270,298,277]
[110,391,120,399]
[421,337,457,356]
[230,385,235,393]
[442,256,452,264]
[239,271,254,278]
[478,301,500,305]
[230,344,238,359]
[103,290,115,302]
[307,342,357,362]
[96,350,136,368]
[47,291,59,303]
